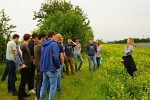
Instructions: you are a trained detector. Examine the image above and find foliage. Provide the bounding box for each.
[111,38,150,44]
[33,0,93,48]
[0,9,16,54]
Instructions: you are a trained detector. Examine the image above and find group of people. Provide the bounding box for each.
[2,30,103,100]
[2,29,137,100]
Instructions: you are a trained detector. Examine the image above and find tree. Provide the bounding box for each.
[33,0,93,49]
[0,9,16,54]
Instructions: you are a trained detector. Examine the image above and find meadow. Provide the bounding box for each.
[0,44,150,100]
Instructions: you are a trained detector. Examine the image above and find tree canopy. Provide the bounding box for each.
[0,9,16,54]
[33,0,94,48]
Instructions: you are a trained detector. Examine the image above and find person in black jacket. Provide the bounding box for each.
[28,33,38,93]
[86,38,97,72]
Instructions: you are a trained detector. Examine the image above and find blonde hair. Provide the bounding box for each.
[96,40,100,45]
[55,34,62,42]
[128,37,134,45]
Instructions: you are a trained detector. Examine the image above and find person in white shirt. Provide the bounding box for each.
[74,39,83,71]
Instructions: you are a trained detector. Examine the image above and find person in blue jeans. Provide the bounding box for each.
[40,31,60,100]
[95,40,102,68]
[54,34,64,92]
[74,39,83,71]
[86,38,97,72]
[6,34,20,96]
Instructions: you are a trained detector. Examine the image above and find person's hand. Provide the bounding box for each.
[21,64,27,68]
[56,68,60,72]
[33,59,36,65]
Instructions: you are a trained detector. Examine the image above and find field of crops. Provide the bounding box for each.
[0,44,150,100]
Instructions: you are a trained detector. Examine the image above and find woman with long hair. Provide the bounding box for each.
[123,38,137,77]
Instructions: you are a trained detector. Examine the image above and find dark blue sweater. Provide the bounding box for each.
[86,43,97,56]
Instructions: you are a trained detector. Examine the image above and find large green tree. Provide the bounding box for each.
[33,0,93,48]
[0,9,16,54]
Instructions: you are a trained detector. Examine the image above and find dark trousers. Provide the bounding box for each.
[6,59,17,92]
[18,68,30,100]
[1,63,17,81]
[28,64,35,90]
[66,57,74,74]
[36,66,43,99]
[96,57,101,68]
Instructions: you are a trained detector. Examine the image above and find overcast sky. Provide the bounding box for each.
[0,0,150,42]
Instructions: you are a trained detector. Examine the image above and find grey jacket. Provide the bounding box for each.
[15,45,25,71]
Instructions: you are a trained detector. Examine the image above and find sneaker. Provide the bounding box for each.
[29,89,36,94]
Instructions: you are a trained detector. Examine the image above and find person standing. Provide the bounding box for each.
[40,31,60,100]
[74,39,83,71]
[65,39,76,75]
[34,33,46,100]
[55,34,64,92]
[86,38,97,72]
[122,38,137,77]
[95,40,102,68]
[17,34,32,100]
[6,34,19,96]
[28,33,38,93]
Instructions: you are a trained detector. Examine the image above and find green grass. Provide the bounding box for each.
[0,44,150,100]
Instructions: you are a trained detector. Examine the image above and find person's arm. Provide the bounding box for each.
[52,43,61,71]
[60,53,64,65]
[86,45,88,55]
[125,46,133,55]
[12,42,17,55]
[95,45,97,56]
[71,39,76,45]
[60,45,64,65]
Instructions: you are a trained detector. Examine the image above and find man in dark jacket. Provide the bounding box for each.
[34,33,46,100]
[86,38,97,72]
[40,31,60,100]
[18,34,32,100]
[28,33,38,93]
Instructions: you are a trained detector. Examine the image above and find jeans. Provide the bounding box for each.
[6,59,17,92]
[57,66,63,91]
[18,68,31,100]
[40,71,58,100]
[36,66,43,99]
[74,54,83,71]
[1,62,17,81]
[88,56,97,72]
[96,57,101,68]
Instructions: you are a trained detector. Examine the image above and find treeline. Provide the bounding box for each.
[108,38,150,44]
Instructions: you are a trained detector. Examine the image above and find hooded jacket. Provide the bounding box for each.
[41,39,60,72]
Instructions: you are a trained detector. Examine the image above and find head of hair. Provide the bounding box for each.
[55,34,62,42]
[128,37,134,45]
[23,34,31,41]
[96,40,100,45]
[12,34,20,39]
[47,31,55,38]
[89,38,93,41]
[76,39,79,41]
[32,33,38,39]
[38,33,46,40]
